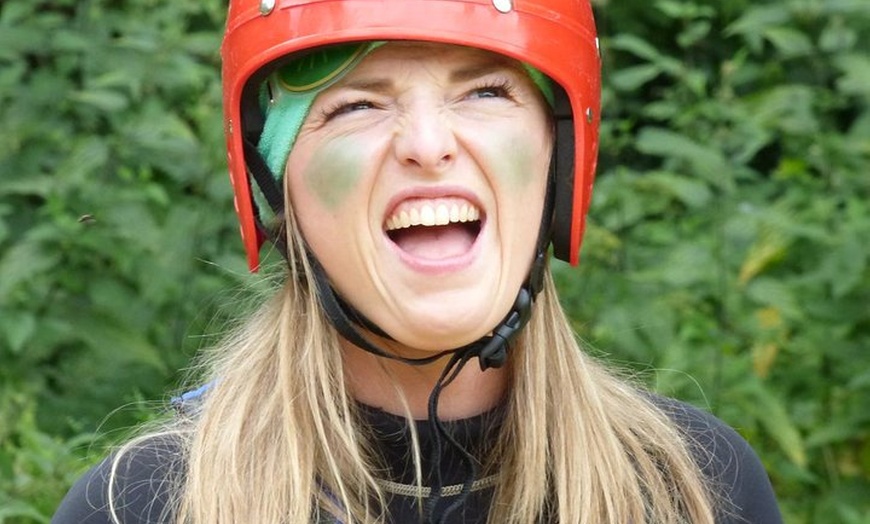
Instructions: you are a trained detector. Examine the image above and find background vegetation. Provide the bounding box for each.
[1,0,867,522]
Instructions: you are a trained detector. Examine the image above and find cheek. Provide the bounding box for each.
[476,119,551,191]
[299,135,367,210]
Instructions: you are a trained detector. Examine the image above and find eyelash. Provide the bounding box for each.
[468,79,516,100]
[320,99,375,122]
[318,78,518,122]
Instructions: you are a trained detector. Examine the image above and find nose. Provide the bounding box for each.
[393,103,457,173]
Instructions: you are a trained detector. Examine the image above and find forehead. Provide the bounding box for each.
[347,41,524,78]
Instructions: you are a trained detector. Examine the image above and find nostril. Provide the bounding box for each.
[400,152,452,169]
[402,156,422,168]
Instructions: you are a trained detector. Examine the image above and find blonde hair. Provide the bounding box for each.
[108,205,718,523]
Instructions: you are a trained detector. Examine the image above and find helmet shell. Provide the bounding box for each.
[222,0,601,270]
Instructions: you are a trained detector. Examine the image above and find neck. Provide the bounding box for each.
[341,338,509,420]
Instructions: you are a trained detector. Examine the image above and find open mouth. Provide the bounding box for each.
[384,199,483,260]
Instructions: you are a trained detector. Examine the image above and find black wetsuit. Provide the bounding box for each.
[52,397,782,523]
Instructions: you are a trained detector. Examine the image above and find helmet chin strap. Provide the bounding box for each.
[306,161,553,371]
[243,133,549,369]
[308,252,543,371]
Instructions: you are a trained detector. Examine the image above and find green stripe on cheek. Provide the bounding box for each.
[302,136,365,210]
[492,130,538,188]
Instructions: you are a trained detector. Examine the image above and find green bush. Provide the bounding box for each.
[555,0,870,522]
[0,0,246,519]
[1,0,867,522]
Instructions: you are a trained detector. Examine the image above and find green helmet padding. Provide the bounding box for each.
[258,42,382,180]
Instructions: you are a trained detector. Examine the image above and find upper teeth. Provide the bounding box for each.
[386,202,481,231]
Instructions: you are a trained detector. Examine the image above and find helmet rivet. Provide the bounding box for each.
[492,0,513,13]
[586,108,595,123]
[260,0,276,15]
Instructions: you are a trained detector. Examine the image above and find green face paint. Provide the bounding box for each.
[486,126,544,190]
[301,135,366,210]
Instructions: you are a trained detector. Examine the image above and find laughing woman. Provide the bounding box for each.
[53,1,781,523]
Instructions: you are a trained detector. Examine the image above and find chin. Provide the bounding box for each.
[387,307,506,351]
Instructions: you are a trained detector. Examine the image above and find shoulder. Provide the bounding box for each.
[651,395,783,524]
[52,433,184,524]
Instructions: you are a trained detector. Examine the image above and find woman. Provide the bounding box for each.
[53,0,782,522]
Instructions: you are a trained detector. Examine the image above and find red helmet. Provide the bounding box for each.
[222,0,601,271]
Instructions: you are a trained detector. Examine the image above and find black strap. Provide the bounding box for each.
[333,292,394,340]
[424,349,478,523]
[242,138,290,260]
[241,130,550,370]
[243,138,285,216]
[309,255,454,366]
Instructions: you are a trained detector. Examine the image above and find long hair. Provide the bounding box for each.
[107,204,718,523]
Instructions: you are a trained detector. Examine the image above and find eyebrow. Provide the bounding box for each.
[449,58,521,83]
[336,57,522,93]
[337,78,394,92]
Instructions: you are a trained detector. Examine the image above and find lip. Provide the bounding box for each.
[382,185,486,274]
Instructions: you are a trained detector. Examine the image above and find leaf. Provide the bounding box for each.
[644,171,712,209]
[818,0,870,16]
[638,242,717,288]
[677,20,712,49]
[835,54,870,96]
[0,27,45,59]
[819,19,858,52]
[743,381,807,468]
[738,227,791,284]
[654,0,714,20]
[847,369,870,390]
[805,421,863,448]
[745,278,803,320]
[726,6,792,38]
[745,85,819,135]
[68,89,129,112]
[610,64,663,91]
[608,34,683,75]
[60,313,168,373]
[0,239,60,299]
[0,311,37,354]
[751,342,780,379]
[0,498,48,522]
[607,34,666,62]
[807,228,870,299]
[635,128,732,190]
[763,27,815,58]
[0,175,55,198]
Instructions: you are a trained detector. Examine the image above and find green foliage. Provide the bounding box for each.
[0,392,95,523]
[0,0,253,519]
[0,0,868,522]
[556,0,870,521]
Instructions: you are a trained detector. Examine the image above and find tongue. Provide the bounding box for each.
[392,223,476,260]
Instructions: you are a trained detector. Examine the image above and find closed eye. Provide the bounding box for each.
[320,99,376,121]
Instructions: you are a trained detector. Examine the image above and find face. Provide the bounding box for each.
[286,42,552,354]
